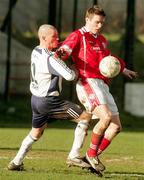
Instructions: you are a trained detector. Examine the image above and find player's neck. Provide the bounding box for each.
[39,43,52,51]
[84,26,98,37]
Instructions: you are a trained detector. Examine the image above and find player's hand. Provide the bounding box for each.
[122,68,138,79]
[55,48,68,60]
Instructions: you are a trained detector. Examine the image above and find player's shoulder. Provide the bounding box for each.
[34,46,42,54]
[64,29,81,43]
[33,47,52,56]
[68,29,81,38]
[69,27,89,39]
[77,27,88,36]
[32,47,52,63]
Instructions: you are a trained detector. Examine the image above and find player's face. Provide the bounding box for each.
[46,30,59,50]
[86,14,105,34]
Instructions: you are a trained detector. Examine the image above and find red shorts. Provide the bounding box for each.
[76,78,119,115]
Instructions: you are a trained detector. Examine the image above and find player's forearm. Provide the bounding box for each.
[49,55,76,81]
[122,68,138,79]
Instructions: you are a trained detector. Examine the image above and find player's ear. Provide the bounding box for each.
[42,36,46,41]
[85,17,89,23]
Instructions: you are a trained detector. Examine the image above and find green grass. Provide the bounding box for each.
[0,128,144,179]
[0,97,144,179]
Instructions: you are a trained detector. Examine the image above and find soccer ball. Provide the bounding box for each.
[99,55,121,78]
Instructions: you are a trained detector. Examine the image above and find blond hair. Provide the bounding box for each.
[38,24,56,39]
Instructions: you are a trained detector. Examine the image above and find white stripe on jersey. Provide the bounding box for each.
[48,55,75,81]
[44,48,75,81]
[67,108,79,119]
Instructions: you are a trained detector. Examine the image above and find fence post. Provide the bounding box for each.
[4,0,14,101]
[48,0,57,26]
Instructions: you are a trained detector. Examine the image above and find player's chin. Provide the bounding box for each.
[95,30,99,34]
[92,29,99,34]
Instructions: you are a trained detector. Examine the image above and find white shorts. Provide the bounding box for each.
[76,78,119,116]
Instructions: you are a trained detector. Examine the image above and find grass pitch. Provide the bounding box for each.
[0,126,144,179]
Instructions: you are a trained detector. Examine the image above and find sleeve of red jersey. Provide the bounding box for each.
[55,31,79,61]
[111,54,126,73]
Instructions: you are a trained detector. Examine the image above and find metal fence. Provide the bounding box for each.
[0,0,144,101]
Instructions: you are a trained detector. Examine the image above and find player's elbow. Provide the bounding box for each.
[65,75,75,81]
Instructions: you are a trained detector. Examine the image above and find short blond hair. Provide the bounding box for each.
[38,24,56,39]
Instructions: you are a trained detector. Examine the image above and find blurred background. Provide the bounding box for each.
[0,2,144,179]
[0,0,144,119]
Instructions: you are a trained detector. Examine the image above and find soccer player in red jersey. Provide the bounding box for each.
[57,5,138,171]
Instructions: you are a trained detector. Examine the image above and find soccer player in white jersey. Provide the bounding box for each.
[7,24,92,171]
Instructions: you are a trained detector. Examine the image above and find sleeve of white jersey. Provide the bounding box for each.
[48,55,76,81]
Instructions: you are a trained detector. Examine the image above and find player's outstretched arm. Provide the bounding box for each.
[122,68,138,79]
[48,54,76,81]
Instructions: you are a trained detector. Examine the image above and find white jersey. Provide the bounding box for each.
[30,46,75,97]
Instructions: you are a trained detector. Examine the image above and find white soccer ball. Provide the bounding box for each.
[99,55,121,78]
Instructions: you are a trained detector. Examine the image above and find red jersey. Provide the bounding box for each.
[61,27,125,84]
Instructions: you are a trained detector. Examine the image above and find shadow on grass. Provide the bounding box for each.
[105,171,144,178]
[3,166,144,179]
[0,147,68,153]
